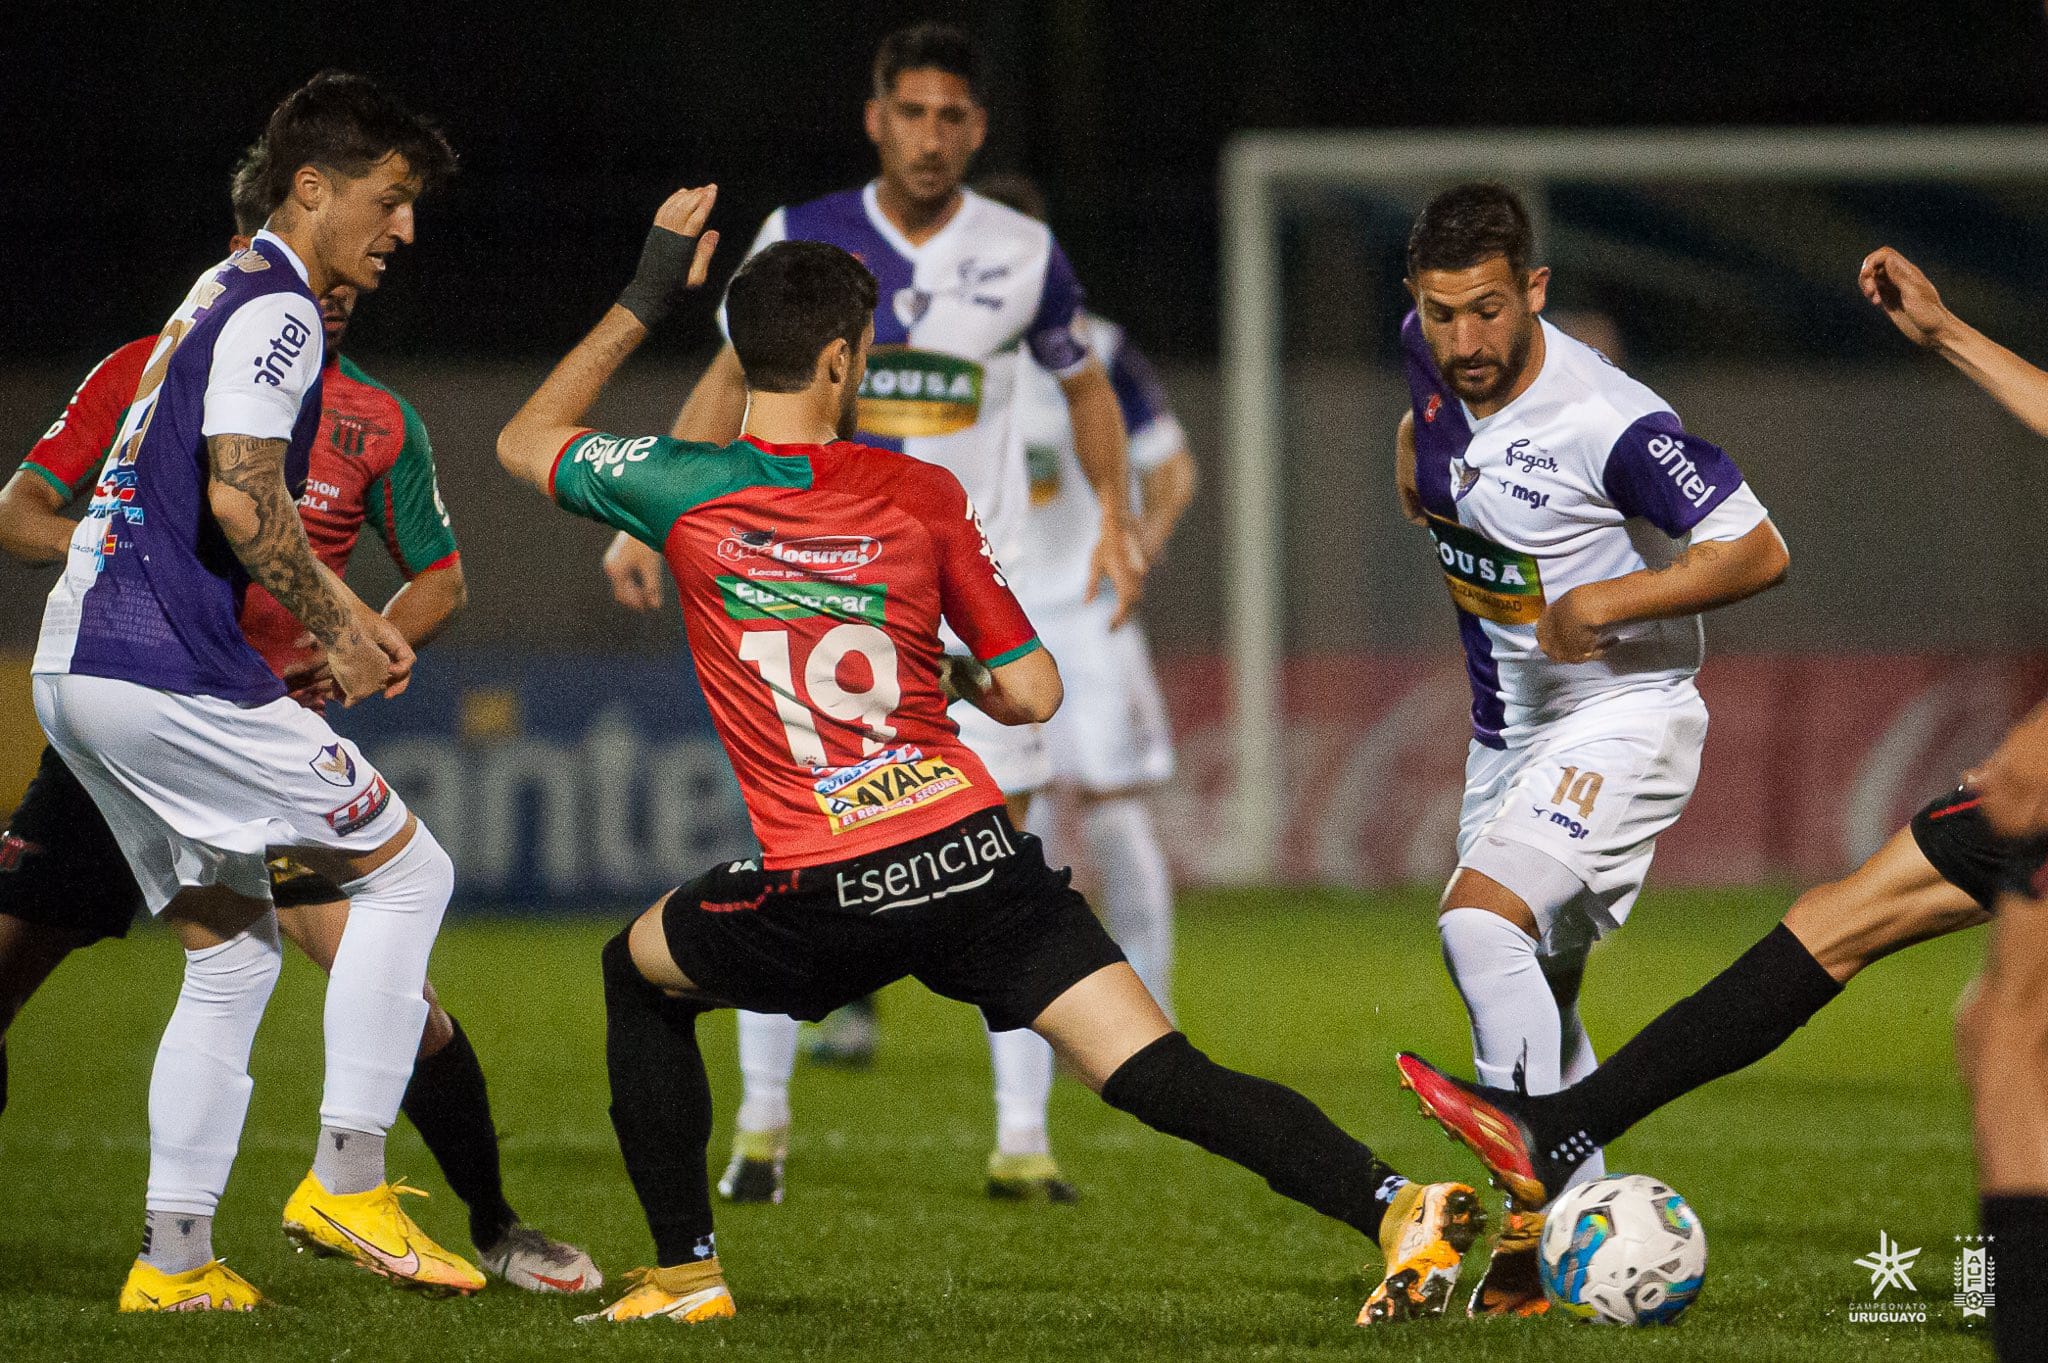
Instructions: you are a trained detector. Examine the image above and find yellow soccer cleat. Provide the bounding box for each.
[986,1151,1080,1203]
[1358,1180,1487,1324]
[118,1258,264,1312]
[1468,1201,1550,1317]
[281,1171,486,1296]
[576,1260,735,1324]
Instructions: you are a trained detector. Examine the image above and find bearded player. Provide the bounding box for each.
[500,183,1487,1328]
[601,24,1144,1205]
[1399,244,2048,1355]
[1385,184,1788,1316]
[977,172,1194,1011]
[0,142,597,1295]
[29,72,480,1310]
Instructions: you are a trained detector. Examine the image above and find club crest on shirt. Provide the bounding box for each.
[309,742,358,788]
[894,286,933,328]
[1450,457,1480,502]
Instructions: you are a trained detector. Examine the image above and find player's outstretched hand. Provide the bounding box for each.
[1536,585,1611,664]
[1085,519,1148,629]
[1859,247,1951,348]
[617,185,722,330]
[653,184,722,286]
[604,531,666,611]
[1968,700,2048,839]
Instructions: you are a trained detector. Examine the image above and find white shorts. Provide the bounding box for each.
[950,702,1051,798]
[33,672,410,914]
[1456,682,1708,944]
[1031,594,1175,792]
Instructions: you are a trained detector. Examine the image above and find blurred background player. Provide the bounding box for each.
[499,193,1487,1327]
[600,23,1145,1205]
[1394,184,1789,1315]
[0,143,596,1295]
[978,171,1194,1011]
[29,72,475,1309]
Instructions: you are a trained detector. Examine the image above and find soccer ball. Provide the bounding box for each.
[1538,1174,1707,1325]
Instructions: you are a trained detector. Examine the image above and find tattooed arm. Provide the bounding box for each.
[1536,519,1789,664]
[207,432,412,702]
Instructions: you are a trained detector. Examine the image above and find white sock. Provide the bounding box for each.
[319,825,452,1144]
[1439,906,1560,1094]
[987,1024,1053,1156]
[146,915,283,1216]
[735,1011,798,1134]
[1081,796,1175,1014]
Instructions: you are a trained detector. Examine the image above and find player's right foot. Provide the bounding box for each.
[1396,1052,1576,1208]
[118,1258,264,1312]
[1358,1180,1486,1324]
[281,1171,486,1295]
[576,1262,735,1324]
[1468,1202,1549,1317]
[986,1151,1080,1203]
[717,1126,786,1204]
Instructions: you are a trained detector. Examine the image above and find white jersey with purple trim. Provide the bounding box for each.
[731,183,1091,566]
[1010,314,1186,610]
[1403,313,1768,748]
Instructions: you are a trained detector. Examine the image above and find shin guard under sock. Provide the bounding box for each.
[602,928,717,1266]
[1102,1032,1404,1239]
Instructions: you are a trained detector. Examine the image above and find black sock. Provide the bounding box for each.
[400,1016,517,1249]
[1101,1032,1405,1240]
[602,927,718,1267]
[1984,1194,2048,1361]
[1551,924,1842,1148]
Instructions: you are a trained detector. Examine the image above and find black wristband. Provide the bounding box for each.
[617,226,698,329]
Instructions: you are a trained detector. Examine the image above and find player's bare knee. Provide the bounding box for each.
[418,993,456,1057]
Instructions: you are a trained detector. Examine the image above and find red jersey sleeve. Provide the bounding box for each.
[909,463,1041,667]
[21,336,155,500]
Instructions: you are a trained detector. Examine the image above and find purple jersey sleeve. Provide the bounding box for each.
[1106,334,1169,436]
[1600,411,1746,536]
[1025,240,1088,375]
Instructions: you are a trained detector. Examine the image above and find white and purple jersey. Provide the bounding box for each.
[1404,311,1768,748]
[731,183,1090,565]
[35,231,324,703]
[1011,315,1185,609]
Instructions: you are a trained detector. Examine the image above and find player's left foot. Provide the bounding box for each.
[576,1262,735,1324]
[1467,1202,1549,1317]
[1396,1052,1574,1208]
[1358,1180,1486,1324]
[718,1126,787,1204]
[986,1151,1080,1203]
[118,1258,265,1312]
[801,996,879,1067]
[281,1171,486,1295]
[477,1221,603,1294]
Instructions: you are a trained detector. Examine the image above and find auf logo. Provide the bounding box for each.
[1855,1230,1922,1298]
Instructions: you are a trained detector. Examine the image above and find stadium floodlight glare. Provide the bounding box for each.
[1217,127,2048,882]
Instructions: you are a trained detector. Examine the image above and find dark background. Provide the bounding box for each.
[6,1,2046,371]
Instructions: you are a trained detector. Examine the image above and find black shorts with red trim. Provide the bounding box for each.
[659,807,1127,1032]
[1910,787,2048,909]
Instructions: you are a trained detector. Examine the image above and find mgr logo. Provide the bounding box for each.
[812,747,972,834]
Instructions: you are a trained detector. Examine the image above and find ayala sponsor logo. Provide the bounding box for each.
[813,750,973,834]
[716,530,881,571]
[813,745,925,797]
[1643,433,1718,509]
[1503,439,1558,475]
[252,314,314,387]
[575,434,659,477]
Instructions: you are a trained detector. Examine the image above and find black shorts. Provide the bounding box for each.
[1910,788,2048,908]
[660,808,1127,1032]
[0,745,349,945]
[0,745,142,943]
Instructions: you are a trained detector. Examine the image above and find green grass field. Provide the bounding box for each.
[0,887,1994,1361]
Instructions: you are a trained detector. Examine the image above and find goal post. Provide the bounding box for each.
[1217,127,2048,883]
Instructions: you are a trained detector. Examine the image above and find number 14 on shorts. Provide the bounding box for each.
[1551,766,1604,818]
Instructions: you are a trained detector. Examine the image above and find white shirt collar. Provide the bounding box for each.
[253,228,312,285]
[860,180,974,262]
